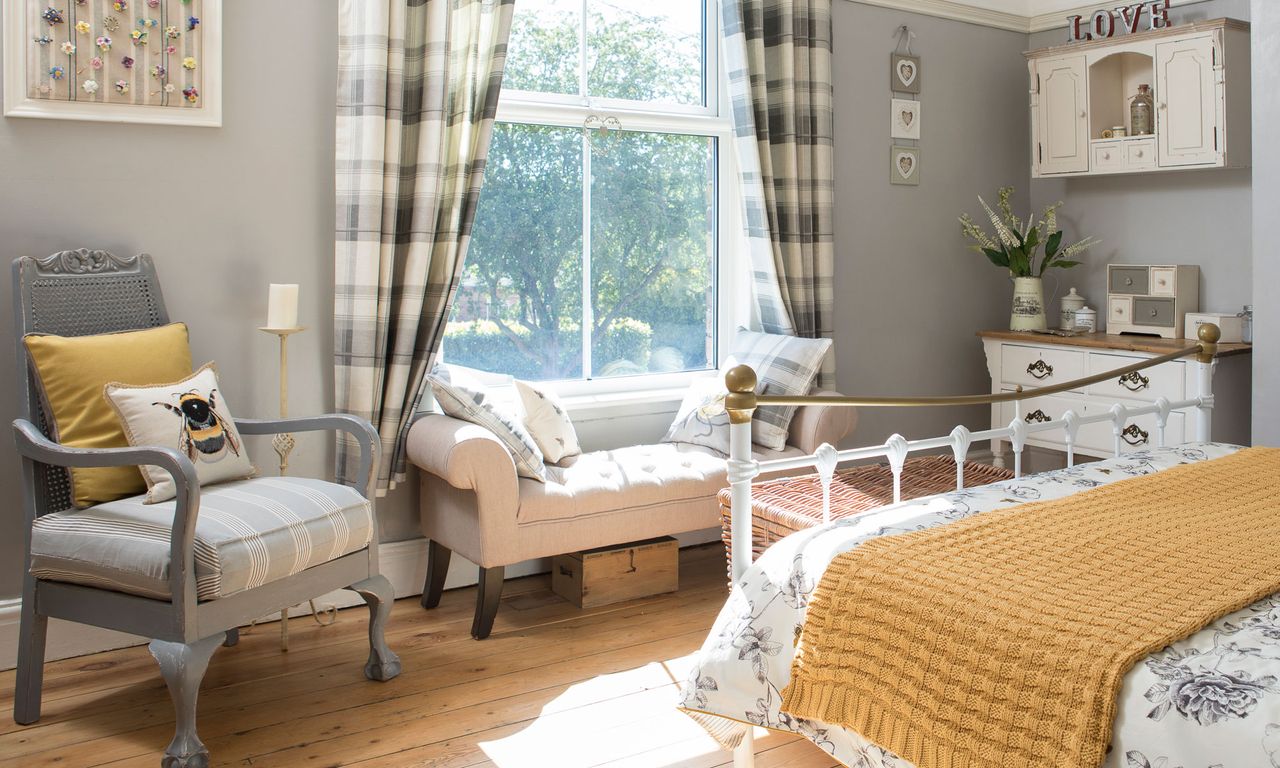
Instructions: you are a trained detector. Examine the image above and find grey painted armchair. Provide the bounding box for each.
[10,250,401,768]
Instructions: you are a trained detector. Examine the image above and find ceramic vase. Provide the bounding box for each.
[1011,276,1047,331]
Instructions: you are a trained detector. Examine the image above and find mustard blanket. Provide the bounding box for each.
[780,447,1280,768]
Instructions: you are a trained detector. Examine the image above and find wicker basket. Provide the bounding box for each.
[718,455,1014,574]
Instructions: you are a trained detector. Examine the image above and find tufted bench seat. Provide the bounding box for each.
[405,394,856,638]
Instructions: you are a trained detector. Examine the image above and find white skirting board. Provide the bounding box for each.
[0,527,723,671]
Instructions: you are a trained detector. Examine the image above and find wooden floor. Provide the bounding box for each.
[0,545,837,768]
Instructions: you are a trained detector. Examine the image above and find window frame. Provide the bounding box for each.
[450,0,741,400]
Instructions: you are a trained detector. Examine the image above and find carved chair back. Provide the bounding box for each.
[11,249,170,516]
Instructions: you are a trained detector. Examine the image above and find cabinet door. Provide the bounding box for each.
[1156,36,1221,167]
[1035,55,1089,175]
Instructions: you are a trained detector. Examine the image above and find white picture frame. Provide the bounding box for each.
[891,98,921,140]
[3,0,222,127]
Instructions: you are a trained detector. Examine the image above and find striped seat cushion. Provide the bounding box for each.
[30,476,373,601]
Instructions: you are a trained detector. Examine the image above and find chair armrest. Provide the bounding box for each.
[786,390,858,454]
[237,414,380,499]
[404,413,519,498]
[12,418,202,608]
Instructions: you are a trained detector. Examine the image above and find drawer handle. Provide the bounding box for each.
[1149,308,1159,318]
[1118,371,1150,391]
[1121,424,1150,446]
[1103,152,1111,160]
[1025,409,1052,424]
[1135,149,1144,158]
[1124,277,1134,286]
[1026,360,1054,379]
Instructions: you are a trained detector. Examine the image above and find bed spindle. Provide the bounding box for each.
[1110,404,1128,458]
[949,425,972,490]
[886,435,909,504]
[1062,410,1079,468]
[1009,418,1027,479]
[814,444,838,524]
[1154,397,1172,448]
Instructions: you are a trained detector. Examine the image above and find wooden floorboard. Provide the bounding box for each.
[0,544,835,767]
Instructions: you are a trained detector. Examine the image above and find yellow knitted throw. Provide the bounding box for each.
[780,447,1280,768]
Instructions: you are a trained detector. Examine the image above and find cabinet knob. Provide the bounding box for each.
[1135,150,1144,158]
[1103,152,1111,160]
[1125,277,1134,286]
[1080,111,1087,119]
[1149,308,1159,318]
[1158,102,1167,110]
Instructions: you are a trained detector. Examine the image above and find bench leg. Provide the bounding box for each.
[471,565,504,640]
[150,633,224,768]
[421,540,451,609]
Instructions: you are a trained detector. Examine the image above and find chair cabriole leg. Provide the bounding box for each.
[349,575,402,681]
[421,540,451,609]
[149,632,224,768]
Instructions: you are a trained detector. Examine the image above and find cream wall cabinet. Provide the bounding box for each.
[1027,18,1249,178]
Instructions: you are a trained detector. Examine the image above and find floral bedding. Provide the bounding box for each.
[680,443,1280,768]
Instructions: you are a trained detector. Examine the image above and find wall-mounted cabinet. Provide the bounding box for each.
[1027,18,1250,178]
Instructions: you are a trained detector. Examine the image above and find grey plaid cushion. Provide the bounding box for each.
[728,329,833,451]
[428,374,547,482]
[31,477,373,601]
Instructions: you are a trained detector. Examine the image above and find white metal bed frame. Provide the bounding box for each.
[718,324,1223,767]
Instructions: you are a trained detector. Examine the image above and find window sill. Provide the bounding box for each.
[560,385,689,423]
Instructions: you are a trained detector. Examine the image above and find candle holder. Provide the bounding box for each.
[258,326,305,474]
[254,325,337,650]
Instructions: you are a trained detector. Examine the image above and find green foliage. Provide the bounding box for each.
[959,186,1099,278]
[446,7,712,381]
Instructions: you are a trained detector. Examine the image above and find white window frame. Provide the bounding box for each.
[460,0,741,402]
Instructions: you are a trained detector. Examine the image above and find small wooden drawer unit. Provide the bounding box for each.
[552,537,678,609]
[1106,264,1199,339]
[1091,138,1157,174]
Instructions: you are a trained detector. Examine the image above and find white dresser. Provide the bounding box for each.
[979,330,1252,466]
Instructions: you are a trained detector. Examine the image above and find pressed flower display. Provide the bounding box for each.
[18,0,212,120]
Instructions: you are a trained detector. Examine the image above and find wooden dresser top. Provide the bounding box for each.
[977,330,1253,359]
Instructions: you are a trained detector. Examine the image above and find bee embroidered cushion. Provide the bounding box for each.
[23,323,193,508]
[104,363,257,503]
[514,380,581,464]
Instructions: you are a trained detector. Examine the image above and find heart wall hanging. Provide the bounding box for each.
[890,145,920,186]
[891,53,921,94]
[891,98,921,140]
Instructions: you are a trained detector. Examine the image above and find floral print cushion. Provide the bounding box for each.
[680,444,1280,768]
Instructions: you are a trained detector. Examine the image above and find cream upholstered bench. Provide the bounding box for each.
[404,395,855,639]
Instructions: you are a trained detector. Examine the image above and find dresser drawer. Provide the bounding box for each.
[1076,408,1185,455]
[1132,297,1176,327]
[1085,353,1184,404]
[1109,267,1149,295]
[999,345,1086,390]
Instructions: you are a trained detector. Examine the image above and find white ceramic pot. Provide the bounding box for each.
[1010,276,1047,332]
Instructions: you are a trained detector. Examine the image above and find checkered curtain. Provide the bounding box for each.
[335,0,515,491]
[722,0,836,386]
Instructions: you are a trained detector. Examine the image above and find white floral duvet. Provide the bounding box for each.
[680,443,1280,768]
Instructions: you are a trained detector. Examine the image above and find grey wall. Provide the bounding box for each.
[1028,0,1254,321]
[832,2,1029,444]
[1251,0,1280,444]
[0,1,373,600]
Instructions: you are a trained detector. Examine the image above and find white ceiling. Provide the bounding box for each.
[853,0,1202,33]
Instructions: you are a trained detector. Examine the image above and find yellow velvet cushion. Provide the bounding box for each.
[23,323,193,508]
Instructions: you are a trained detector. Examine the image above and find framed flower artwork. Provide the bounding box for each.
[890,145,920,186]
[891,98,921,141]
[3,0,221,126]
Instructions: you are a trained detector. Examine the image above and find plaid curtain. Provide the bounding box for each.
[722,0,836,386]
[335,0,515,491]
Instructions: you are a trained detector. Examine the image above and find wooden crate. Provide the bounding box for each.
[551,537,679,609]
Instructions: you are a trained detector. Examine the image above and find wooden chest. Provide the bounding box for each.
[551,537,678,609]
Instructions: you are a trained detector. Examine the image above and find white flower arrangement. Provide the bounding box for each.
[959,186,1099,278]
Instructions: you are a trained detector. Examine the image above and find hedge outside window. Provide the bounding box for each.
[442,0,724,383]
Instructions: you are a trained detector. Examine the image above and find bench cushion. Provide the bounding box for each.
[517,442,807,525]
[30,476,372,601]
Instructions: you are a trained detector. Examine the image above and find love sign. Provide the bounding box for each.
[1067,0,1171,43]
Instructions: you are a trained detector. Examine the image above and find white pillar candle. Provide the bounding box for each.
[267,284,299,329]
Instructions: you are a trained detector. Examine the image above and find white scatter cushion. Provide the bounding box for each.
[428,373,547,482]
[515,380,581,464]
[728,329,833,451]
[662,377,731,456]
[104,363,257,503]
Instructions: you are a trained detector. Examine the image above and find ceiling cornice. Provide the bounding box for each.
[848,0,1211,34]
